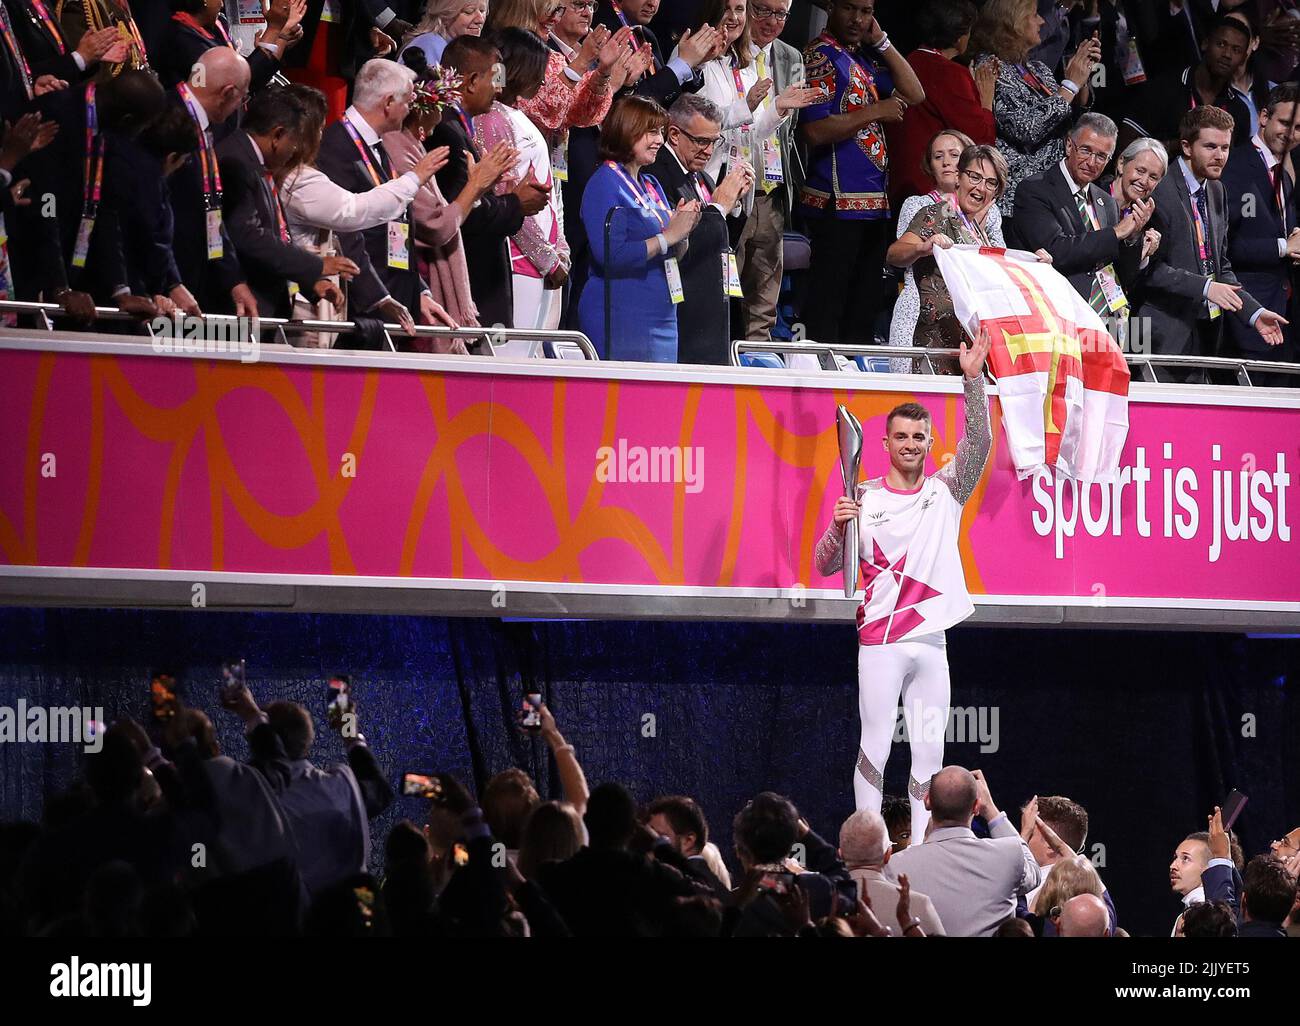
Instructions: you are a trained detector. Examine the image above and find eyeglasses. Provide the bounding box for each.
[960,168,1000,191]
[571,1,596,9]
[549,5,567,16]
[750,3,789,20]
[677,127,722,149]
[1071,141,1114,165]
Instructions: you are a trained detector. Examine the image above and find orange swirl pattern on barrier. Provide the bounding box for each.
[1,354,993,592]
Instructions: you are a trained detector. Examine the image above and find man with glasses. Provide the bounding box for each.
[736,0,804,342]
[651,93,754,362]
[1012,112,1150,325]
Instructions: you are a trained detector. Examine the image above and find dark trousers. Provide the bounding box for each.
[801,216,891,345]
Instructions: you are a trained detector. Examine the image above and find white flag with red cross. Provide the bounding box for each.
[933,244,1130,483]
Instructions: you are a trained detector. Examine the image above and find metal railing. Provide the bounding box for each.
[0,301,601,362]
[730,339,1300,386]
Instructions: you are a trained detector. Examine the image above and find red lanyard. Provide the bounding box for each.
[83,84,106,218]
[0,4,33,99]
[343,119,391,188]
[731,58,745,99]
[451,105,472,138]
[1014,63,1053,96]
[178,83,222,202]
[29,0,66,54]
[264,171,289,242]
[171,11,235,48]
[1189,187,1211,266]
[956,206,989,246]
[607,160,669,229]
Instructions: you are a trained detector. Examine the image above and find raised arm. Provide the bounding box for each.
[540,705,588,815]
[935,335,993,506]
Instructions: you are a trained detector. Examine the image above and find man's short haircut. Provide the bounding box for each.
[441,33,499,73]
[994,916,1034,937]
[138,104,200,159]
[645,795,709,851]
[839,809,889,864]
[352,57,417,110]
[886,401,932,433]
[264,700,315,760]
[1035,796,1088,851]
[599,95,670,163]
[243,85,309,136]
[733,792,799,864]
[584,782,638,848]
[1207,11,1252,46]
[1242,854,1297,923]
[482,768,540,849]
[1181,831,1213,863]
[1264,82,1300,113]
[1180,105,1235,144]
[928,767,978,824]
[1181,899,1238,937]
[917,0,977,50]
[668,92,724,130]
[1071,111,1118,142]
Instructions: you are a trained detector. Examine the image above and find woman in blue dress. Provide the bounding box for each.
[579,95,703,362]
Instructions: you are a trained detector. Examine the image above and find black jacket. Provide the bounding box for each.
[216,130,324,318]
[592,1,700,108]
[430,110,524,329]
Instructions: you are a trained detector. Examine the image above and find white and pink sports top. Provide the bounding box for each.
[815,375,991,646]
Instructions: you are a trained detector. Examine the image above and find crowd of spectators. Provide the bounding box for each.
[1,0,1298,378]
[1,677,1297,938]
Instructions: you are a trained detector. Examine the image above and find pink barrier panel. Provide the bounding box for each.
[0,344,1296,611]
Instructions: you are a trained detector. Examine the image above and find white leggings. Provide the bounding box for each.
[854,632,951,844]
[496,274,562,358]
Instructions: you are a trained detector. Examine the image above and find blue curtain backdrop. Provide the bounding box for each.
[0,607,1294,937]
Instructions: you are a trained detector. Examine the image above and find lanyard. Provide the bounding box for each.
[607,160,669,229]
[343,119,391,188]
[114,0,149,63]
[171,11,236,49]
[452,104,472,138]
[1014,62,1053,96]
[83,84,106,218]
[29,0,66,54]
[178,83,222,202]
[730,58,745,99]
[0,4,33,99]
[955,206,989,246]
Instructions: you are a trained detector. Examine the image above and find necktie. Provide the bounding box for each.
[263,170,289,242]
[1271,163,1287,230]
[756,48,780,195]
[694,172,711,204]
[372,141,393,180]
[1194,185,1214,275]
[1074,188,1110,315]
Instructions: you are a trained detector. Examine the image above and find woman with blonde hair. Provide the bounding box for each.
[969,0,1101,221]
[1032,856,1106,934]
[517,801,585,880]
[401,0,488,67]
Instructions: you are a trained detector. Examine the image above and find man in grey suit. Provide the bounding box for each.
[1135,105,1288,377]
[736,0,807,341]
[840,808,946,935]
[884,766,1041,937]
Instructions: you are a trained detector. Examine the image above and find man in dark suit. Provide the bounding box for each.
[1135,106,1288,378]
[316,55,456,337]
[1221,82,1300,380]
[645,793,730,898]
[217,85,348,318]
[4,0,122,83]
[651,92,750,364]
[171,46,257,316]
[432,35,547,331]
[1137,15,1254,151]
[1013,112,1149,325]
[9,68,165,318]
[592,0,717,108]
[1237,855,1296,938]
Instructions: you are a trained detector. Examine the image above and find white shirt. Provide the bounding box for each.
[1251,134,1291,256]
[281,165,420,249]
[680,51,786,186]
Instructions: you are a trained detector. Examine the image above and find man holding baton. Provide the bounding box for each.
[814,329,992,843]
